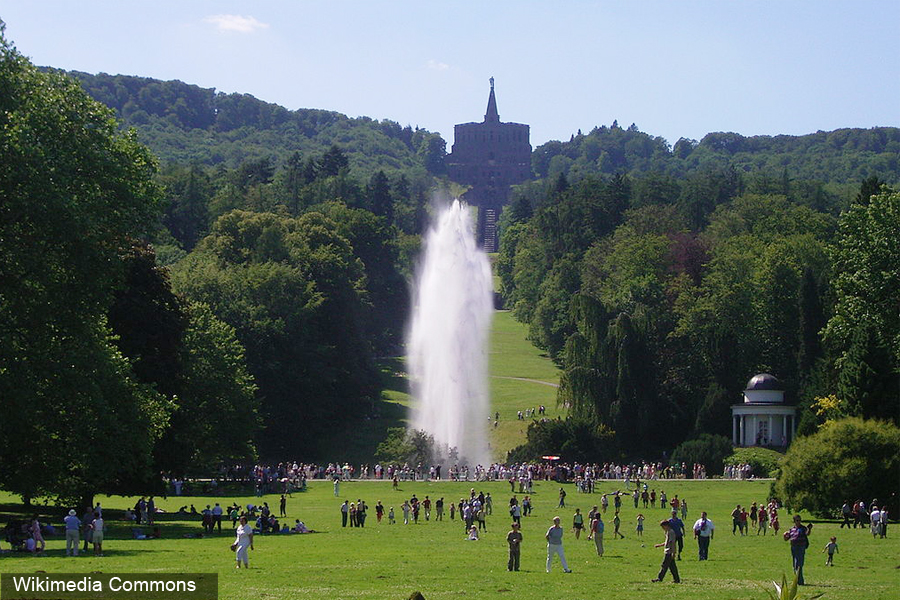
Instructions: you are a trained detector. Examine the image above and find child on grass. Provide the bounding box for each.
[636,513,645,536]
[823,536,838,566]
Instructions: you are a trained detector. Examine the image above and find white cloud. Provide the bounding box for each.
[426,59,450,71]
[203,14,270,34]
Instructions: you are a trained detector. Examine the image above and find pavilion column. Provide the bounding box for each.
[782,415,788,446]
[733,415,738,445]
[739,415,745,447]
[767,415,772,446]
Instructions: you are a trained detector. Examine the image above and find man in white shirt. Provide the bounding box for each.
[869,506,881,538]
[692,511,715,560]
[212,503,224,533]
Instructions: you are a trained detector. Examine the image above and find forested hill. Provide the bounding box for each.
[533,122,900,185]
[57,70,447,177]
[62,71,898,188]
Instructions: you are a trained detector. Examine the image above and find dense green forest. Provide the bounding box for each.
[58,70,448,178]
[62,71,900,192]
[1,29,425,505]
[533,121,900,189]
[3,18,898,507]
[498,170,900,460]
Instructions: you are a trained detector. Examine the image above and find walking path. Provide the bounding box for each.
[492,376,559,388]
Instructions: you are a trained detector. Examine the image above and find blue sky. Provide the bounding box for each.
[2,1,898,148]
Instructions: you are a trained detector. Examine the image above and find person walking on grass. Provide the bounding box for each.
[823,536,838,566]
[784,514,813,585]
[651,520,681,583]
[234,516,253,569]
[731,504,743,535]
[668,509,685,560]
[507,522,523,571]
[758,505,768,535]
[573,508,585,539]
[613,511,625,538]
[589,513,605,556]
[545,516,572,573]
[693,510,714,560]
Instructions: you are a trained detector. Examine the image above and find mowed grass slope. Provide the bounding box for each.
[487,310,562,460]
[316,309,561,463]
[1,480,897,600]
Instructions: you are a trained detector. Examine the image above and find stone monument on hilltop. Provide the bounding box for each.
[446,78,532,251]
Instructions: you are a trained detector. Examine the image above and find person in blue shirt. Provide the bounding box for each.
[668,509,685,560]
[64,510,81,556]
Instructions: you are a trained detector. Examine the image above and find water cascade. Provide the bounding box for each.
[408,200,493,467]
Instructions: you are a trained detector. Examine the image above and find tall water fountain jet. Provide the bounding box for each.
[408,200,493,467]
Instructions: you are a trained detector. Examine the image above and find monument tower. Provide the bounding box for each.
[446,78,531,251]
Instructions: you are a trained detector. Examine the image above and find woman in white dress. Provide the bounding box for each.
[234,516,254,568]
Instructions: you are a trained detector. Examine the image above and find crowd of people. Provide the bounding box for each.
[3,455,890,588]
[4,506,106,557]
[202,460,714,498]
[840,499,890,536]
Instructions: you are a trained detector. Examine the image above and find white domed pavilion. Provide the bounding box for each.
[731,373,796,447]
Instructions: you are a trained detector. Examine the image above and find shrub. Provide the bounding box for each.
[506,419,621,464]
[670,434,733,476]
[375,428,435,465]
[775,417,900,518]
[726,446,785,478]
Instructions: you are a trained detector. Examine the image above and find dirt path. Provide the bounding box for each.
[491,375,559,388]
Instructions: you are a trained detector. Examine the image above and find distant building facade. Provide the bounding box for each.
[446,78,531,251]
[731,373,797,447]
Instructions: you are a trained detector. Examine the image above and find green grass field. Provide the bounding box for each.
[315,309,560,463]
[2,480,897,600]
[487,310,563,460]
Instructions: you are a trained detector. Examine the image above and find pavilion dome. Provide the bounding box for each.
[745,373,783,392]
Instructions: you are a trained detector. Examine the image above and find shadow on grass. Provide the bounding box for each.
[312,358,410,464]
[378,357,409,396]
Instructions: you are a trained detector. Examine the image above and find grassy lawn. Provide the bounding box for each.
[316,310,561,464]
[487,310,562,461]
[1,480,896,599]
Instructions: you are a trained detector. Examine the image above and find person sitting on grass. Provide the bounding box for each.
[467,525,479,541]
